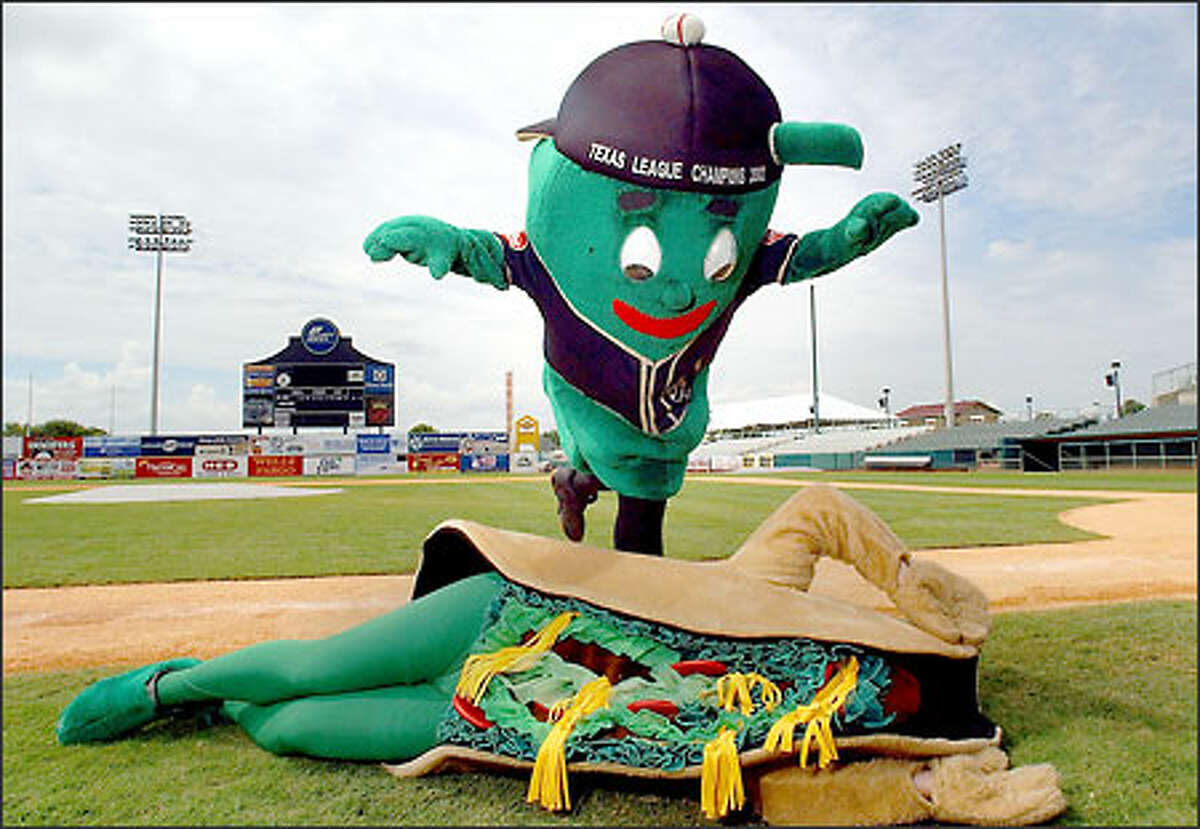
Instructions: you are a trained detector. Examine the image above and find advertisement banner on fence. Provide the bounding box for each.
[17,458,81,479]
[4,436,24,459]
[254,434,360,456]
[407,431,507,454]
[196,435,251,456]
[461,453,510,473]
[193,455,250,479]
[459,436,509,456]
[249,435,307,456]
[307,435,358,455]
[509,451,541,473]
[407,432,454,453]
[303,454,356,476]
[407,452,460,473]
[356,433,397,455]
[24,436,83,460]
[2,457,15,479]
[83,436,141,457]
[355,455,407,476]
[140,436,198,457]
[79,458,137,479]
[249,455,303,477]
[136,457,193,478]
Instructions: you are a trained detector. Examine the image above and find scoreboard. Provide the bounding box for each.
[243,318,395,429]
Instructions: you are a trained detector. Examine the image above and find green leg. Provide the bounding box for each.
[222,683,452,761]
[156,571,503,706]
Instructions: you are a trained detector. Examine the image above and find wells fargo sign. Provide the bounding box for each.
[248,455,303,477]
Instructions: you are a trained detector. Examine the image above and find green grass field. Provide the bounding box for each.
[7,470,1179,588]
[3,469,1196,825]
[4,601,1194,826]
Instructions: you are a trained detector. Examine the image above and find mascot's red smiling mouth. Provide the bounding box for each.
[612,299,716,339]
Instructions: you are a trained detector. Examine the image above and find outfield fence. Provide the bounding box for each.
[1,432,545,482]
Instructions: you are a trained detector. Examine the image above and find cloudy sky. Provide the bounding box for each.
[3,3,1196,436]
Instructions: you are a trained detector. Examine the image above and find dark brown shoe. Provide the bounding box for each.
[550,466,602,542]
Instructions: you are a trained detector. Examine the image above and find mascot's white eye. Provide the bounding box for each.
[704,227,738,282]
[620,225,661,282]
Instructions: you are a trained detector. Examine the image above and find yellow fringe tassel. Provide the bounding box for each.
[716,672,782,715]
[762,657,860,769]
[526,675,612,812]
[700,727,745,819]
[455,611,577,704]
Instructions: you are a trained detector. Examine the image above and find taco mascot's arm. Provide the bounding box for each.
[782,192,919,283]
[364,215,507,289]
[728,484,991,647]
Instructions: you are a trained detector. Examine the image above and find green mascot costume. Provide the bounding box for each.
[57,15,1068,825]
[363,14,917,556]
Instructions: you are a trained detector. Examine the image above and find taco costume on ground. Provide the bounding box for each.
[57,484,1066,824]
[363,14,919,555]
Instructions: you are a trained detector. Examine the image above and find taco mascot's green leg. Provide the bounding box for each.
[218,681,452,761]
[59,572,504,761]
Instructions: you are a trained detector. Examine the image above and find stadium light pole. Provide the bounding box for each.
[128,213,192,436]
[809,283,820,434]
[1105,360,1123,418]
[912,143,968,429]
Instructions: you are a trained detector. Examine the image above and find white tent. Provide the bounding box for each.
[707,391,887,432]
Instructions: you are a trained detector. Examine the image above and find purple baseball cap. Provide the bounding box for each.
[517,19,783,195]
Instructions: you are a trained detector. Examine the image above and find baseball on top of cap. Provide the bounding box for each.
[661,13,705,46]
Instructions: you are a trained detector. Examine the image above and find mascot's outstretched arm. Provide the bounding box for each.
[768,121,919,281]
[785,192,918,282]
[364,216,506,288]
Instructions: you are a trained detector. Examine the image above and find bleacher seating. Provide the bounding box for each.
[687,424,934,470]
[873,417,1094,455]
[687,406,1196,473]
[768,425,931,455]
[689,434,797,460]
[1054,403,1196,439]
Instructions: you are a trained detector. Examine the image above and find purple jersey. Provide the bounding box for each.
[494,230,798,435]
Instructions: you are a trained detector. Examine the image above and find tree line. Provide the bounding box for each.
[3,420,107,438]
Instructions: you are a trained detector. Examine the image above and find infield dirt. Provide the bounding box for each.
[4,481,1195,675]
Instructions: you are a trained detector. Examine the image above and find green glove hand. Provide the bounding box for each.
[839,192,919,257]
[363,215,462,279]
[785,192,919,283]
[364,216,506,287]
